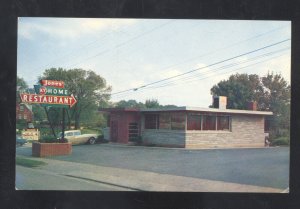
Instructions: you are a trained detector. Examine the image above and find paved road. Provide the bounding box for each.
[16,144,289,189]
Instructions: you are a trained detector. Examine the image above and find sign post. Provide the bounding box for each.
[62,108,65,142]
[19,80,77,142]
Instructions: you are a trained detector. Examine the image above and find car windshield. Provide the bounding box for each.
[59,132,74,137]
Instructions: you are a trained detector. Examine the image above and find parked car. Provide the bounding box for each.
[16,135,28,146]
[58,130,98,145]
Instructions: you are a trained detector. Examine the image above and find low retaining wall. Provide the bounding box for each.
[142,130,185,148]
[32,142,72,157]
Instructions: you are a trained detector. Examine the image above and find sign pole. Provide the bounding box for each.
[62,108,65,142]
[20,80,77,142]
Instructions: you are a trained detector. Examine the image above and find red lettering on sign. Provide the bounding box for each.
[19,93,77,107]
[40,80,64,88]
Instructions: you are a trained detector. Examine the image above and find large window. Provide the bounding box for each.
[144,114,159,129]
[144,112,186,130]
[144,112,231,131]
[171,113,185,130]
[202,115,216,130]
[159,113,171,129]
[187,114,201,130]
[187,113,231,131]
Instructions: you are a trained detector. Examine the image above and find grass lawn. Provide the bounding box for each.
[16,157,47,168]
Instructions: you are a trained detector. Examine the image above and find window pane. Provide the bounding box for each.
[159,113,171,129]
[171,112,185,130]
[217,116,230,130]
[187,114,201,130]
[145,114,159,129]
[203,115,216,130]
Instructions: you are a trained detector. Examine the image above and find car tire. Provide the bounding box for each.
[88,137,96,145]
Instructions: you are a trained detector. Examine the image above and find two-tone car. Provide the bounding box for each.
[58,130,98,145]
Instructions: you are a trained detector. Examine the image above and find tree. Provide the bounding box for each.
[17,76,29,103]
[210,74,264,109]
[115,100,146,108]
[260,73,291,136]
[39,68,112,129]
[145,99,160,108]
[17,76,28,91]
[210,72,290,138]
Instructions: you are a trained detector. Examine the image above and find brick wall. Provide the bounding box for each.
[185,114,265,149]
[32,142,72,157]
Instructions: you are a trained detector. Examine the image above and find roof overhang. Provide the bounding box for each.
[140,106,273,116]
[99,107,140,113]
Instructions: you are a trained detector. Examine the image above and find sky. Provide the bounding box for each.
[17,18,291,107]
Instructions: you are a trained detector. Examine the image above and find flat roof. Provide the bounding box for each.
[99,107,139,112]
[140,106,273,116]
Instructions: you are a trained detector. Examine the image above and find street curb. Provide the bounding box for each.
[64,174,142,191]
[101,142,286,151]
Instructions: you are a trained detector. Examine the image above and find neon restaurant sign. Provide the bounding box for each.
[19,80,77,140]
[20,80,77,108]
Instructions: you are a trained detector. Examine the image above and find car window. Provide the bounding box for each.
[66,132,74,136]
[74,131,81,136]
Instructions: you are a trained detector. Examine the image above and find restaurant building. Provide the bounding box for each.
[100,97,272,149]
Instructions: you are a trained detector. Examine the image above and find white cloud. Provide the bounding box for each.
[129,80,146,88]
[18,18,137,41]
[159,69,183,79]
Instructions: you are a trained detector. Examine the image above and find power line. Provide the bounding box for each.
[142,47,290,89]
[22,20,174,75]
[23,21,288,77]
[66,20,174,69]
[111,38,290,95]
[111,52,289,100]
[146,51,290,90]
[146,24,290,78]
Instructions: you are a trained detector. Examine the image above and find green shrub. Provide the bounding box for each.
[39,135,59,143]
[271,137,290,146]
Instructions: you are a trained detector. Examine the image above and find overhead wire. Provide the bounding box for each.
[65,20,174,69]
[23,21,288,78]
[105,24,290,84]
[146,24,290,77]
[22,19,174,75]
[142,47,290,89]
[111,38,290,96]
[111,51,289,100]
[146,51,290,90]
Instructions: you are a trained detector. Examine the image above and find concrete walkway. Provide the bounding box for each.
[20,156,283,193]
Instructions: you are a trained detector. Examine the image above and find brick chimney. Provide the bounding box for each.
[247,101,257,111]
[212,96,227,109]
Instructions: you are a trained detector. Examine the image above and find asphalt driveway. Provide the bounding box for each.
[16,144,289,189]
